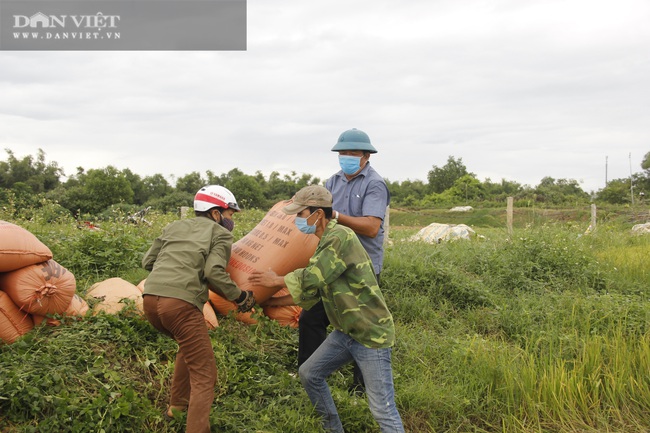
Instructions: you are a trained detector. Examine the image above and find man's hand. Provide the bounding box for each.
[248,270,285,289]
[236,290,256,313]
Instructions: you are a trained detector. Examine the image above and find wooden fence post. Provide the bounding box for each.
[507,197,514,236]
[591,204,597,231]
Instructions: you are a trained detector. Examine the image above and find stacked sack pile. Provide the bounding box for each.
[0,221,87,344]
[1,202,320,344]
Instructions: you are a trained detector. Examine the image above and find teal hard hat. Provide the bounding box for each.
[331,128,377,153]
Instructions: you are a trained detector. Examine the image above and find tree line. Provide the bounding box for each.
[1,149,649,218]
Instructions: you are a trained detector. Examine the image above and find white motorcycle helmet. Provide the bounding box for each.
[193,185,241,212]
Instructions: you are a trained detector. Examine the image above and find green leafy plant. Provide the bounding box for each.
[2,205,650,432]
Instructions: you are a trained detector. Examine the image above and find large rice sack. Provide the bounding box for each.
[31,314,61,327]
[86,277,143,315]
[65,294,90,317]
[0,291,34,344]
[0,260,76,316]
[32,293,89,326]
[262,288,301,328]
[0,221,53,272]
[209,291,257,325]
[203,302,219,330]
[210,200,318,320]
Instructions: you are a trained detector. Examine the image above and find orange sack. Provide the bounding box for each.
[263,288,302,328]
[210,200,318,318]
[0,291,34,344]
[0,220,53,272]
[31,314,61,327]
[86,277,143,315]
[203,302,219,330]
[208,291,258,324]
[0,260,76,316]
[65,293,90,317]
[32,292,90,326]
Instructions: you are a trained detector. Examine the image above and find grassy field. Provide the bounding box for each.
[1,205,649,432]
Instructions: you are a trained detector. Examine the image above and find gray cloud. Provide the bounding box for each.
[1,0,648,193]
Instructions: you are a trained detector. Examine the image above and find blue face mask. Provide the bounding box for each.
[294,212,318,234]
[339,155,362,175]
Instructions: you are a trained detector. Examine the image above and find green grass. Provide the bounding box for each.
[1,206,650,432]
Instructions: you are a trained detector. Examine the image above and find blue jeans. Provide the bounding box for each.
[298,330,404,433]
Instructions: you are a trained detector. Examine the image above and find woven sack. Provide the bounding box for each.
[0,260,76,316]
[0,291,34,344]
[65,293,90,317]
[208,291,258,324]
[86,277,143,315]
[31,314,61,327]
[262,288,301,328]
[203,301,219,329]
[0,221,53,272]
[208,201,317,324]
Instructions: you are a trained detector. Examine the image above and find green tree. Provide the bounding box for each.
[448,174,483,203]
[597,178,632,204]
[427,156,472,194]
[175,171,206,194]
[85,166,134,213]
[387,179,427,206]
[534,177,589,205]
[641,151,650,171]
[226,175,266,209]
[0,148,64,193]
[481,178,525,200]
[206,168,245,187]
[142,173,172,200]
[146,191,194,214]
[637,152,650,196]
[263,171,294,203]
[122,168,147,206]
[56,166,134,215]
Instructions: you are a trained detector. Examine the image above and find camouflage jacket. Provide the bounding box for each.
[284,220,395,348]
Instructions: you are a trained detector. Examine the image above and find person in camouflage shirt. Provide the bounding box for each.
[249,185,404,433]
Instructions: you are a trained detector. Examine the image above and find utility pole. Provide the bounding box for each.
[605,155,608,186]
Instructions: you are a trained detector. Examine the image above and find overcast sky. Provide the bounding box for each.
[1,0,649,193]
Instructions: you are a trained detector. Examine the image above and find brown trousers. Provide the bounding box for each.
[143,295,217,433]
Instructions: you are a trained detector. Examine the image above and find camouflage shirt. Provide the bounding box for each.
[284,220,395,349]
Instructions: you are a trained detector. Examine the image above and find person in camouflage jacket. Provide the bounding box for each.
[249,185,404,433]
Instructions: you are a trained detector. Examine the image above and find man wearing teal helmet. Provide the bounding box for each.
[304,128,390,394]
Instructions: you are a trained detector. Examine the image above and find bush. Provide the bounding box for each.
[464,225,611,294]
